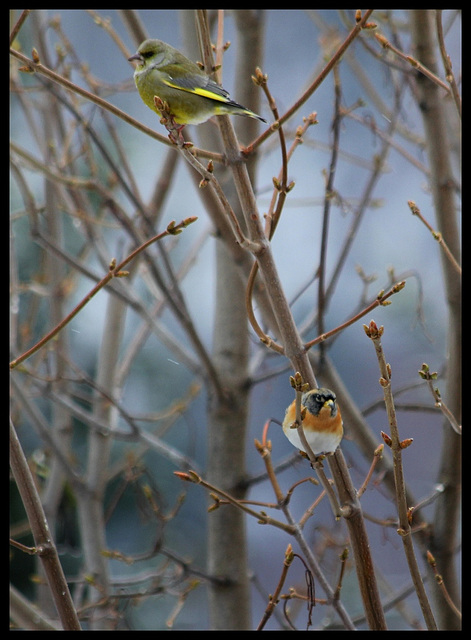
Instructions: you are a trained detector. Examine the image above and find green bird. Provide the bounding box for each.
[128,39,266,126]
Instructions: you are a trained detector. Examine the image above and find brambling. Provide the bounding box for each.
[282,388,343,456]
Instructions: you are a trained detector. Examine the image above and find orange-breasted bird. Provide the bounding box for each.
[282,388,343,456]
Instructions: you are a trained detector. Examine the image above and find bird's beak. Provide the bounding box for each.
[128,52,143,64]
[324,399,335,413]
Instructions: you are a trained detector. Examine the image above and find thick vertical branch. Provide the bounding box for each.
[410,10,461,630]
[182,10,254,628]
[207,237,252,629]
[10,420,81,630]
[194,9,387,630]
[76,295,127,628]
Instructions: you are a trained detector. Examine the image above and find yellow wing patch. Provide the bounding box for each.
[163,78,228,104]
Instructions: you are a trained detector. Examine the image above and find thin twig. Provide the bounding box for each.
[364,320,437,630]
[435,10,461,118]
[9,9,31,46]
[173,470,296,534]
[408,200,461,275]
[418,364,462,435]
[10,217,197,369]
[257,545,295,630]
[304,280,406,351]
[357,444,385,498]
[318,65,342,362]
[375,32,451,95]
[252,10,376,149]
[426,551,462,622]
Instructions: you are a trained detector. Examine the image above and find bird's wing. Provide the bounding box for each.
[162,68,231,104]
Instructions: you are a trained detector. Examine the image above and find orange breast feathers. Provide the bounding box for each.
[282,388,343,455]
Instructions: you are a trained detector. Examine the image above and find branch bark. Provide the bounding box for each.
[10,420,81,630]
[193,9,387,630]
[410,10,461,630]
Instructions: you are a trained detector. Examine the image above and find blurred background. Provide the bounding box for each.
[10,9,461,630]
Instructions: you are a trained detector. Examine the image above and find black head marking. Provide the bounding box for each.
[301,388,337,417]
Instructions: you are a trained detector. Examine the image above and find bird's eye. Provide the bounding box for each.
[142,51,154,59]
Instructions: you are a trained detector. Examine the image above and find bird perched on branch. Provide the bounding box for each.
[128,39,266,126]
[282,388,343,456]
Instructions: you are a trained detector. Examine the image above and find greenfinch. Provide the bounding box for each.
[128,39,266,126]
